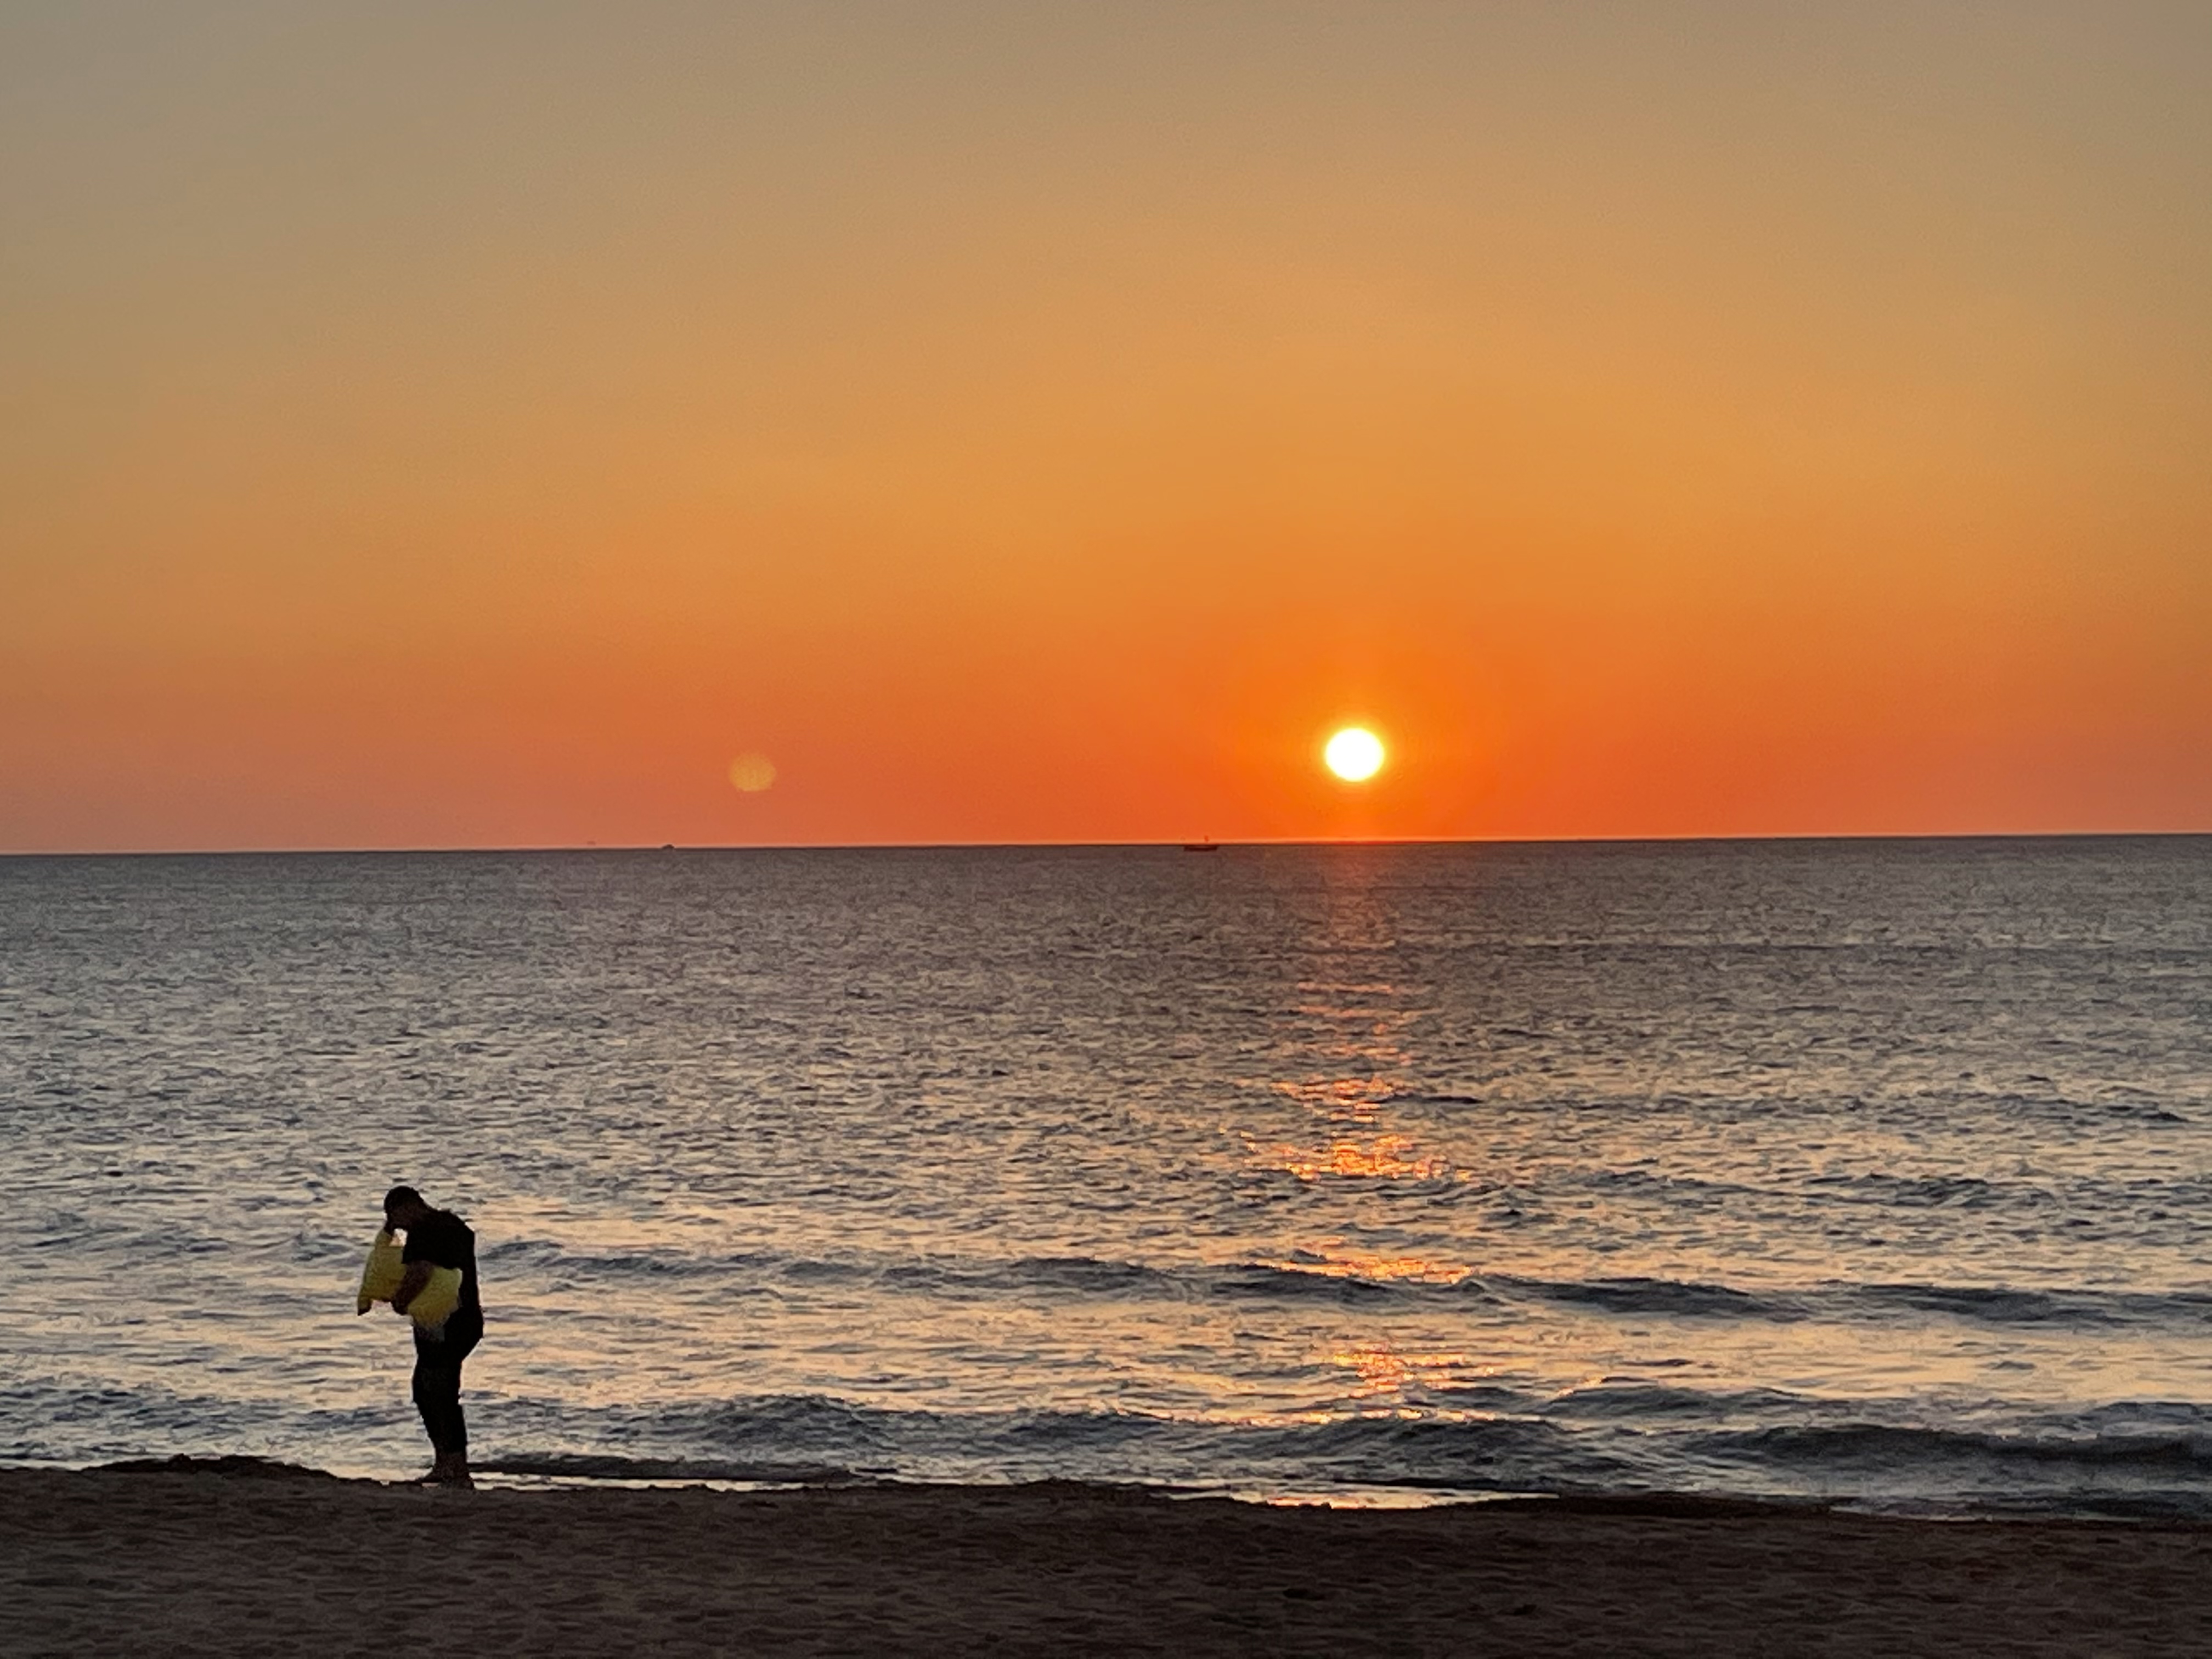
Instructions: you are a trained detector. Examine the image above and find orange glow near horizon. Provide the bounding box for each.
[2,5,2208,851]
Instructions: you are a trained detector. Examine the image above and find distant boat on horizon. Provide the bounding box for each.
[1182,839,1221,853]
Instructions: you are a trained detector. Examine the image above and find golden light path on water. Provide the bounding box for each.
[1232,857,1498,1423]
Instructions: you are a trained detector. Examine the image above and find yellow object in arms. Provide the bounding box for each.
[355,1229,462,1329]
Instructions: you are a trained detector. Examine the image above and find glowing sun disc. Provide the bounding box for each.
[1324,727,1385,782]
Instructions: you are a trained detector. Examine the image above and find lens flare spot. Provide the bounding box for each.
[1323,727,1385,782]
[728,753,777,793]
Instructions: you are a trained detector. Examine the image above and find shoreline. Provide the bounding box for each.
[7,1460,2209,1656]
[36,1453,2212,1525]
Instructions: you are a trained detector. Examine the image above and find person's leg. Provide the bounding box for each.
[441,1322,479,1477]
[438,1353,469,1465]
[410,1333,468,1481]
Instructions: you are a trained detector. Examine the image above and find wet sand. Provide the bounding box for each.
[4,1462,2209,1657]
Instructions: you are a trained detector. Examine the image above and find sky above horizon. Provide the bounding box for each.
[4,2,2208,850]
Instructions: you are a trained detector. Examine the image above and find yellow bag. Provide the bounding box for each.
[355,1229,463,1329]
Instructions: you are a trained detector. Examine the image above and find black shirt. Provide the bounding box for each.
[401,1207,482,1321]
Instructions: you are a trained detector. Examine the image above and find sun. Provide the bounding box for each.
[1323,727,1386,782]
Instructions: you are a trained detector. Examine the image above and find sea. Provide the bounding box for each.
[3,838,2209,1517]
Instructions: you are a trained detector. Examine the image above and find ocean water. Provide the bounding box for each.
[3,839,2210,1516]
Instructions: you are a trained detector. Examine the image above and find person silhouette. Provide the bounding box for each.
[381,1185,483,1487]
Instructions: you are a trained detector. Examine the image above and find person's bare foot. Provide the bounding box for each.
[417,1454,473,1487]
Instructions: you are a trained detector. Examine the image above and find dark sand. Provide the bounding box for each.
[4,1462,2209,1657]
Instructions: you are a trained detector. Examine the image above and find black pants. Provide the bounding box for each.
[411,1315,482,1457]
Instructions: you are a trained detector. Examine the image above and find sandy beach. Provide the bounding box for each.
[4,1461,2208,1657]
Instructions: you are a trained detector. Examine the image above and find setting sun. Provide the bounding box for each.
[1324,727,1386,783]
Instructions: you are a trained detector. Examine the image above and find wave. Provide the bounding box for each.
[1682,1419,2212,1517]
[1700,1421,2212,1474]
[473,1393,2212,1518]
[482,1242,1492,1308]
[468,1392,1621,1497]
[477,1238,2212,1332]
[1854,1283,2212,1327]
[1496,1274,1793,1319]
[1507,1275,2212,1330]
[18,1375,2212,1518]
[1541,1383,1816,1420]
[1801,1173,2006,1209]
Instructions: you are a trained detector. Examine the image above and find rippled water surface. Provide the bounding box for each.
[3,839,2209,1513]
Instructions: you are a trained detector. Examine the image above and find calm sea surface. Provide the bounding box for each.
[3,839,2209,1514]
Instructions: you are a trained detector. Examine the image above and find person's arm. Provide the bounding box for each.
[391,1260,432,1314]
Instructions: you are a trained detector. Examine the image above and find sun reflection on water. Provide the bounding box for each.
[1270,1250,1473,1284]
[1267,1074,1399,1121]
[1330,1343,1486,1403]
[1267,1135,1453,1182]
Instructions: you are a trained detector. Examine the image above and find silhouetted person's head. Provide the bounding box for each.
[383,1185,430,1231]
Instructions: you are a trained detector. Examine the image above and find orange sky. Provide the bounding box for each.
[4,3,2208,850]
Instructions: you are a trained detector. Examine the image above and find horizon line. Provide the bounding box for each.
[4,828,2208,860]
